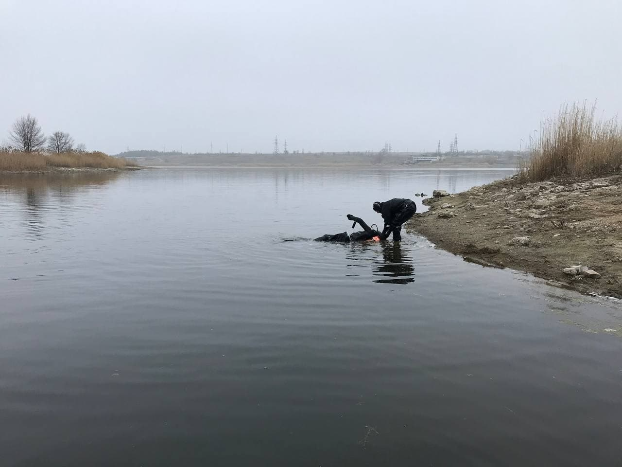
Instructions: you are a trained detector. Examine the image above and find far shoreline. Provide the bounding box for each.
[144,164,518,170]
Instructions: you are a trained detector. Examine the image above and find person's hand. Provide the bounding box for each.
[347,214,354,220]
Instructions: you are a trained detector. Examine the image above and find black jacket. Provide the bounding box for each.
[378,198,409,225]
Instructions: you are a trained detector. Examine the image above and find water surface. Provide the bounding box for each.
[1,169,621,466]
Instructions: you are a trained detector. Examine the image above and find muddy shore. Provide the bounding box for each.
[408,175,622,298]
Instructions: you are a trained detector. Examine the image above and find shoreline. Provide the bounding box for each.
[408,175,622,298]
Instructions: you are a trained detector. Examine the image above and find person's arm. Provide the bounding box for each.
[346,214,373,233]
[379,223,393,240]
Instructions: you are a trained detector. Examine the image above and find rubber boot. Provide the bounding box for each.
[392,226,402,241]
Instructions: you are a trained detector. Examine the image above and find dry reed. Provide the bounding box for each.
[0,152,47,171]
[520,102,622,182]
[0,151,136,172]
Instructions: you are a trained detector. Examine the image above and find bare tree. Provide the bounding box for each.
[9,115,46,152]
[47,131,74,153]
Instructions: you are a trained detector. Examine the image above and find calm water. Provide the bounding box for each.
[1,169,621,466]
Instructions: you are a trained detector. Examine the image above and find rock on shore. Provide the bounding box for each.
[409,174,622,297]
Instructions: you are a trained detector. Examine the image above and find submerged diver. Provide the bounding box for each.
[314,214,380,243]
[372,198,416,241]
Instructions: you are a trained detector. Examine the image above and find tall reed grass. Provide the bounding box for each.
[0,151,136,172]
[520,103,622,182]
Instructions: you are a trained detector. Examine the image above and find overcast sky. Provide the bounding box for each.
[1,0,621,154]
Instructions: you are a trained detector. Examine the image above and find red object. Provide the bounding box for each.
[372,236,380,242]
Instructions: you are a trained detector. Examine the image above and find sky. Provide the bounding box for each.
[1,0,621,155]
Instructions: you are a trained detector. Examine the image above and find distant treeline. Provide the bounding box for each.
[114,149,524,168]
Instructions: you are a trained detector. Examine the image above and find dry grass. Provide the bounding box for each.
[520,102,622,182]
[0,152,47,171]
[0,151,137,172]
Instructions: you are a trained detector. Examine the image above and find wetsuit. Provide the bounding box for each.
[377,198,416,241]
[314,215,380,243]
[347,215,380,241]
[314,232,351,243]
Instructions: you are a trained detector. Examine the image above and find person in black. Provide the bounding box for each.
[373,198,416,241]
[315,214,380,243]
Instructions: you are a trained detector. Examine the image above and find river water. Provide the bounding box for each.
[1,168,621,466]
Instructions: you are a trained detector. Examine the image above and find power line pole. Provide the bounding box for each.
[437,140,441,155]
[273,136,279,154]
[284,139,288,154]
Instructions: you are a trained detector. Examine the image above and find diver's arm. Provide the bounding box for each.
[346,214,373,233]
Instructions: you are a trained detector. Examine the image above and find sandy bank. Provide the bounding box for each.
[408,175,622,298]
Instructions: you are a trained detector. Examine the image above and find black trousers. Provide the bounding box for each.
[387,200,416,241]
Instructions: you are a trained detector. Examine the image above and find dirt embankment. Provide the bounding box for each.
[408,175,622,298]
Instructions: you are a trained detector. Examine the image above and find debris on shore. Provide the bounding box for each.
[409,174,622,297]
[563,265,601,278]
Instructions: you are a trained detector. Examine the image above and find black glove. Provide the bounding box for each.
[381,224,392,238]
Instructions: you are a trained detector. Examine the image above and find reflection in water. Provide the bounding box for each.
[0,172,122,195]
[345,241,415,284]
[373,242,415,284]
[434,169,458,194]
[25,187,44,239]
[0,172,121,239]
